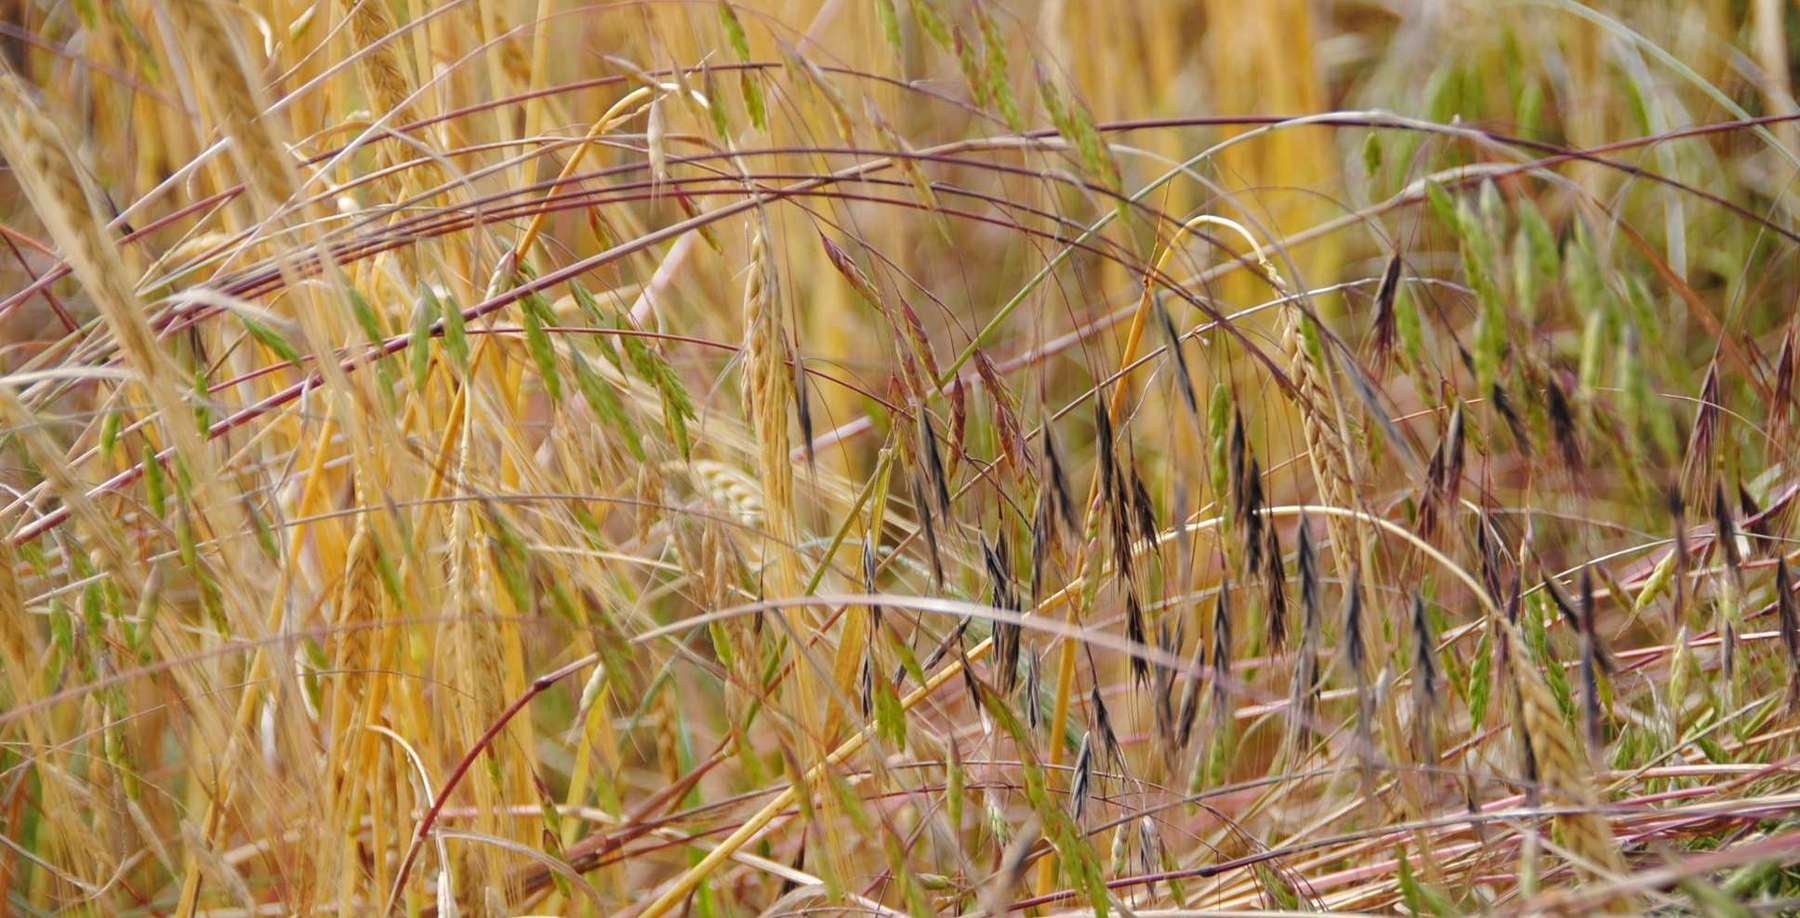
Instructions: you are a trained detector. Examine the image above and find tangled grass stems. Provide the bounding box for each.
[10,1,1800,915]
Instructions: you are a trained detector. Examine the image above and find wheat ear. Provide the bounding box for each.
[1499,616,1633,907]
[164,2,301,211]
[741,227,824,745]
[340,0,418,126]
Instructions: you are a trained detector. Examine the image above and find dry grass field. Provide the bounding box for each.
[6,0,1800,914]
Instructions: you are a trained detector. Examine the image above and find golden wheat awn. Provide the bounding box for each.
[9,1,1800,915]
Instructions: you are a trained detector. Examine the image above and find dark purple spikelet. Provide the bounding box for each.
[1091,681,1122,770]
[1713,483,1744,588]
[919,411,951,515]
[1739,483,1773,558]
[862,534,881,633]
[1371,252,1403,370]
[1093,397,1118,501]
[1044,425,1077,530]
[794,352,814,469]
[1154,620,1182,760]
[1774,325,1796,439]
[1030,493,1051,606]
[1070,730,1093,823]
[1286,517,1324,756]
[1779,559,1800,712]
[1263,521,1288,650]
[1211,581,1233,729]
[1686,361,1721,478]
[1542,574,1580,630]
[1579,566,1609,752]
[1443,403,1466,506]
[1545,378,1581,475]
[1410,591,1439,763]
[912,474,945,589]
[1025,650,1043,729]
[1126,591,1149,685]
[984,533,1021,694]
[1130,467,1159,552]
[1492,383,1530,455]
[1155,290,1199,420]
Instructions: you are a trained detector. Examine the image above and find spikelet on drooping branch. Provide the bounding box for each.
[1069,729,1094,826]
[919,408,951,517]
[1043,423,1077,532]
[1772,322,1797,446]
[1030,481,1053,613]
[1154,290,1200,421]
[1261,517,1288,651]
[1342,573,1376,799]
[984,531,1021,694]
[1490,380,1530,456]
[1474,508,1511,614]
[634,460,664,547]
[1632,487,1694,635]
[1416,402,1465,546]
[1738,483,1781,558]
[1087,677,1123,774]
[1172,618,1205,756]
[1281,516,1324,766]
[1712,484,1745,698]
[1683,361,1722,496]
[1409,592,1440,768]
[1152,619,1184,765]
[944,373,968,483]
[911,472,946,590]
[1229,411,1267,578]
[1576,566,1614,755]
[979,814,1041,918]
[1191,580,1236,787]
[1369,251,1404,376]
[1544,377,1583,478]
[1127,458,1158,558]
[1092,396,1149,684]
[1669,487,1693,629]
[1777,559,1800,714]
